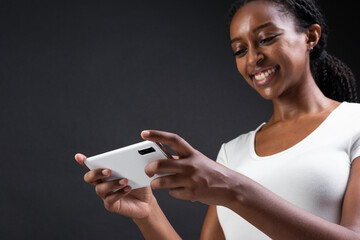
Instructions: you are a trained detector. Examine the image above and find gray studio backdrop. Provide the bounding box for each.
[1,0,359,239]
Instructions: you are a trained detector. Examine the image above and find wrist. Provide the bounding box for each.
[132,194,181,240]
[221,170,249,209]
[132,194,159,225]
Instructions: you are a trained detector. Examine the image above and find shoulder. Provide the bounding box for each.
[334,102,360,128]
[339,102,360,117]
[221,123,265,157]
[224,130,253,150]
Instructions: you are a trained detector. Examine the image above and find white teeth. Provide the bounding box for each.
[253,67,277,81]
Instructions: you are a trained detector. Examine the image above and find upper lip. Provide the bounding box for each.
[249,65,278,78]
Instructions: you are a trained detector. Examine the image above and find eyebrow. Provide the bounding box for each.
[253,22,275,33]
[230,22,276,44]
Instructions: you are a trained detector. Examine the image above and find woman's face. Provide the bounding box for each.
[230,0,310,100]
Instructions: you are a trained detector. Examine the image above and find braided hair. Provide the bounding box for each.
[227,0,358,103]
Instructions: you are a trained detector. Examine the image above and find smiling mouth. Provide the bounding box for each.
[251,65,279,86]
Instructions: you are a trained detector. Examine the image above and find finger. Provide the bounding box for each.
[103,186,132,210]
[95,178,129,199]
[84,168,111,185]
[168,187,194,201]
[75,153,89,170]
[145,158,184,177]
[150,174,184,190]
[141,130,193,157]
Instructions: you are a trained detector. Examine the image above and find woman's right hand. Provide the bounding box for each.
[75,153,154,219]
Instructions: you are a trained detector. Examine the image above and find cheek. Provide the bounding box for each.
[274,45,291,69]
[276,36,307,70]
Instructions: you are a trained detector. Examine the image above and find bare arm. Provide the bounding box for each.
[142,130,360,240]
[200,205,225,240]
[223,156,360,240]
[133,196,182,240]
[75,153,181,240]
[340,157,360,232]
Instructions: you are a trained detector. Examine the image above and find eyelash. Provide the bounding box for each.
[259,35,278,45]
[233,49,247,56]
[233,34,280,57]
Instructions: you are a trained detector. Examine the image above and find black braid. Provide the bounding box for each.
[227,0,358,103]
[313,54,358,102]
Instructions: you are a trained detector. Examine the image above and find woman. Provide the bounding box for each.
[75,0,360,239]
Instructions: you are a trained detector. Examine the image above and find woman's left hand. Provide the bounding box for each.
[141,130,239,206]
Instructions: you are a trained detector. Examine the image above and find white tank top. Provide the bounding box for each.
[216,102,360,239]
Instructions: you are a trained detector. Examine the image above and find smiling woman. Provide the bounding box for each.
[228,0,357,102]
[75,0,360,239]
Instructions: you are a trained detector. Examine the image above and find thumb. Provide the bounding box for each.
[74,153,90,170]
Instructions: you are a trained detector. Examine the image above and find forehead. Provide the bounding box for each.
[230,1,296,38]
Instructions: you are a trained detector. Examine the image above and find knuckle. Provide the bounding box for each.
[169,189,176,198]
[152,177,166,189]
[160,177,167,187]
[156,160,167,169]
[170,134,181,144]
[151,179,158,189]
[144,164,152,176]
[95,185,103,197]
[185,163,197,173]
[153,160,161,168]
[144,161,152,171]
[155,159,163,168]
[103,201,111,211]
[84,172,93,183]
[145,161,159,176]
[183,159,199,172]
[157,177,166,187]
[83,173,89,183]
[84,169,99,183]
[188,175,196,184]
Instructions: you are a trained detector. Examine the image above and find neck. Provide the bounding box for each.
[269,74,338,123]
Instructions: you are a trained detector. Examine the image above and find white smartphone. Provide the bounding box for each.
[84,140,173,189]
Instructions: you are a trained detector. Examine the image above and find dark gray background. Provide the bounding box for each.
[1,0,359,239]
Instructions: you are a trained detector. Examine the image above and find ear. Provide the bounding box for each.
[306,24,321,51]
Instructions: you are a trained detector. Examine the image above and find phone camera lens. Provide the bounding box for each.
[138,147,156,155]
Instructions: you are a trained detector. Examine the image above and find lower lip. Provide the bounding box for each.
[252,67,279,87]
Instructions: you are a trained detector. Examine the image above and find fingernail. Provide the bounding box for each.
[124,186,131,192]
[119,179,127,185]
[142,131,150,137]
[102,169,109,176]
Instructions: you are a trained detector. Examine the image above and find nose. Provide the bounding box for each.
[247,46,264,66]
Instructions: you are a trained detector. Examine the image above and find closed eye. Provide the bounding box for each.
[259,34,281,45]
[233,49,247,57]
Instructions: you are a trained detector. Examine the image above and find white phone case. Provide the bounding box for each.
[84,140,172,189]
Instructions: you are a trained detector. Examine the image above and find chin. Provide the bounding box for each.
[257,88,279,100]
